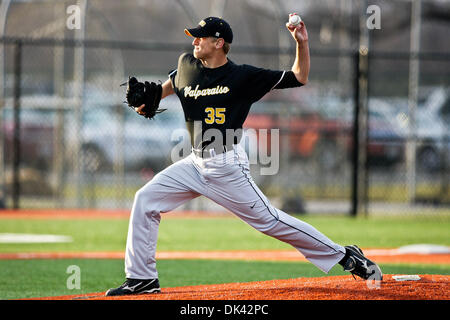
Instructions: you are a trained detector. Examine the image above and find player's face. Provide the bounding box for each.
[192,37,218,59]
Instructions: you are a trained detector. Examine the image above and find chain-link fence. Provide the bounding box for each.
[0,37,448,219]
[366,53,450,217]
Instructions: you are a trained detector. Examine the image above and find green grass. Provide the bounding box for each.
[0,215,448,299]
[0,259,448,299]
[0,215,448,253]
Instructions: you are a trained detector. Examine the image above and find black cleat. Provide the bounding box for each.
[342,245,383,281]
[105,278,161,296]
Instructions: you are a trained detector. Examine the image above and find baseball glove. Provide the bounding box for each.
[121,76,166,119]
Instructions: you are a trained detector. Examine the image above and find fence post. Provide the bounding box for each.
[12,40,22,209]
[351,52,360,217]
[351,47,370,217]
[440,135,449,204]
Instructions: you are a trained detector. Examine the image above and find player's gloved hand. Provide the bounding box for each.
[122,76,166,119]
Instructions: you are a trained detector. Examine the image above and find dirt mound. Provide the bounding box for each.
[34,274,449,300]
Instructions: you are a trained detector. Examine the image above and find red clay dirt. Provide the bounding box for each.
[1,250,449,265]
[0,209,227,220]
[32,274,449,300]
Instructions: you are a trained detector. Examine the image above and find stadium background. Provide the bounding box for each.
[0,0,449,301]
[0,0,449,218]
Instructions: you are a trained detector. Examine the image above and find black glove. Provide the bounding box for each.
[122,76,166,119]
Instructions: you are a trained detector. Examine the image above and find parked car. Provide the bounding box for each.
[379,88,450,171]
[243,98,406,170]
[66,102,189,173]
[1,108,55,170]
[365,100,406,166]
[414,88,450,171]
[1,89,191,174]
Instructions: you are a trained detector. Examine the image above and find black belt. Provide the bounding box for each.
[192,145,235,158]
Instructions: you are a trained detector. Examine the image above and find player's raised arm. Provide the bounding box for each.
[286,19,310,85]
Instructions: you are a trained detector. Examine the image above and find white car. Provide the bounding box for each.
[414,88,450,171]
[67,97,190,173]
[386,88,450,171]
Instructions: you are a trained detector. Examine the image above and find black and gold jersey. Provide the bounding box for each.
[169,53,303,147]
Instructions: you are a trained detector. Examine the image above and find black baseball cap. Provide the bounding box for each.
[184,17,233,44]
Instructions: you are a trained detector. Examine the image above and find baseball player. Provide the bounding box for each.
[106,16,382,296]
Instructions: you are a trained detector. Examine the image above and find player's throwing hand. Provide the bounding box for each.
[286,20,308,43]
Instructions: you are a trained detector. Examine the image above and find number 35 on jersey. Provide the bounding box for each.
[205,107,226,124]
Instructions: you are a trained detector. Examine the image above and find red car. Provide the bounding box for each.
[244,110,404,169]
[2,110,55,170]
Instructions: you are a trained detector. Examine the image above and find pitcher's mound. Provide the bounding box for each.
[37,274,449,300]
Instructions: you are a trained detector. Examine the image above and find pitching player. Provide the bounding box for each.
[106,16,382,296]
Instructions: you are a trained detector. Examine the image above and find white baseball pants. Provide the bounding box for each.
[125,144,345,279]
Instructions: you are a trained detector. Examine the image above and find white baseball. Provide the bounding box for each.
[289,13,302,26]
